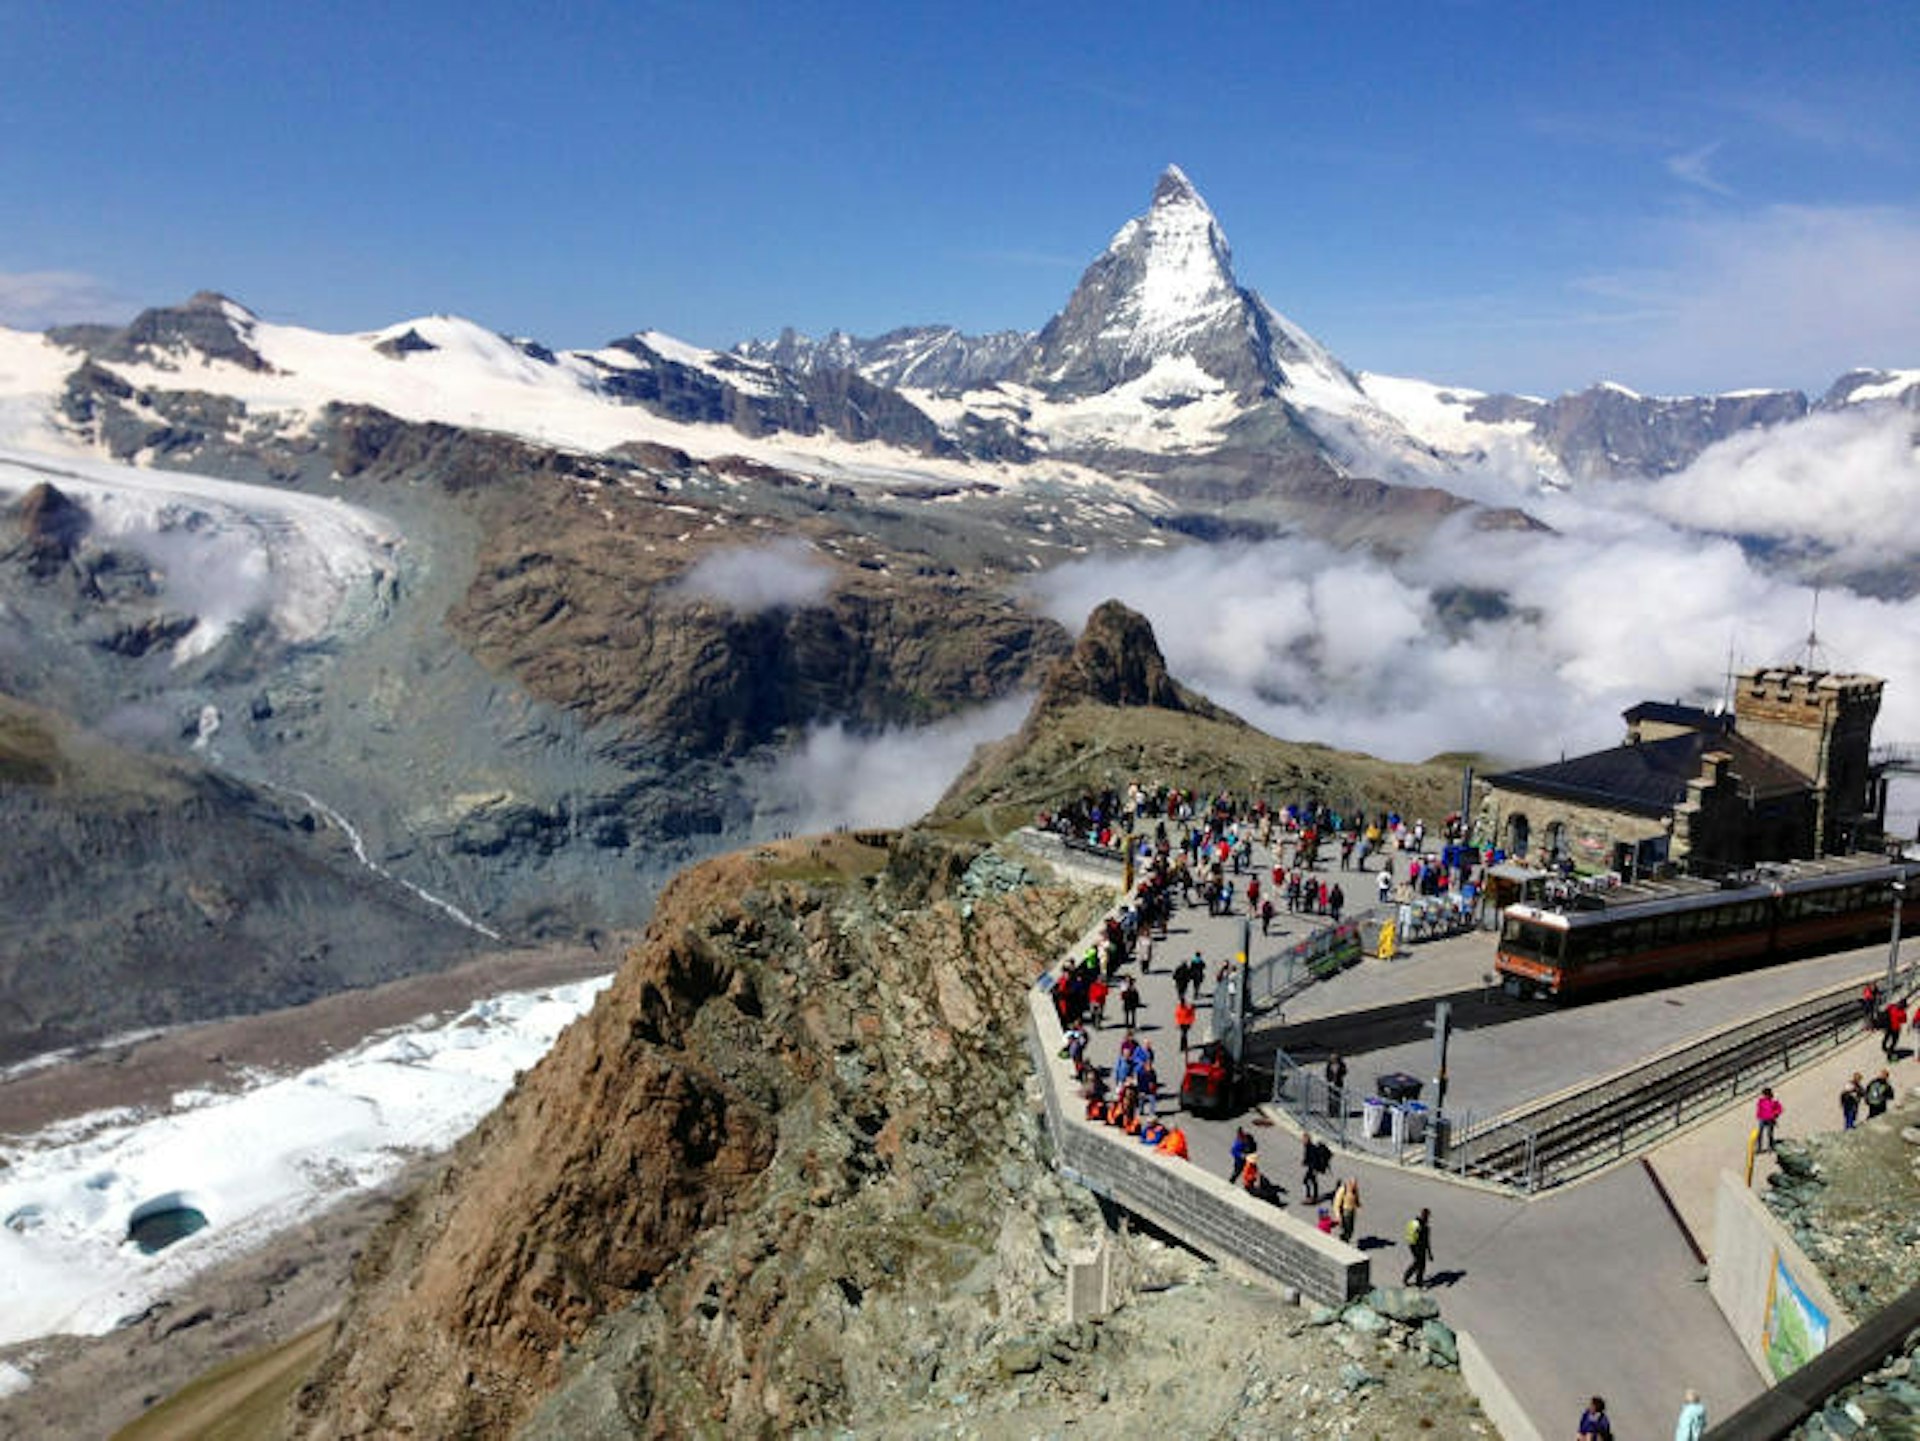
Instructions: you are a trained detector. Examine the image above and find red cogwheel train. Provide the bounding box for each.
[1496,852,1919,1000]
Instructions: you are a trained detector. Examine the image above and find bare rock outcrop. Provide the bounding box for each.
[1034,597,1220,719]
[287,832,1104,1437]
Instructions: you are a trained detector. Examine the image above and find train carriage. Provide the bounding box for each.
[1497,853,1916,1000]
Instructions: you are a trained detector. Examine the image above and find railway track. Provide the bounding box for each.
[1445,981,1884,1190]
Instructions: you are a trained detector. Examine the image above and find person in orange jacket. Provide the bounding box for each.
[1174,998,1197,1055]
[1155,1125,1189,1159]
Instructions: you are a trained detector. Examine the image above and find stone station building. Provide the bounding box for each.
[1483,666,1888,878]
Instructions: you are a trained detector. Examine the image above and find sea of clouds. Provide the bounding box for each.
[769,404,1920,830]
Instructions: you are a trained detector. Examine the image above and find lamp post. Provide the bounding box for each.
[1888,880,1906,999]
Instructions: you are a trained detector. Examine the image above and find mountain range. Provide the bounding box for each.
[0,165,1915,1062]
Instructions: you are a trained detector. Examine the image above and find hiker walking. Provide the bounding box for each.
[1673,1389,1707,1441]
[1300,1135,1330,1203]
[1402,1207,1433,1287]
[1174,997,1196,1055]
[1841,1072,1864,1129]
[1884,997,1909,1058]
[1120,975,1141,1030]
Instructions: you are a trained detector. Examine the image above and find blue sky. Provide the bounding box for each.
[3,1,1915,395]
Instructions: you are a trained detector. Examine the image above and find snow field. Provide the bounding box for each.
[0,975,610,1350]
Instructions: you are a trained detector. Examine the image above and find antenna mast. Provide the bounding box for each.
[1803,587,1824,671]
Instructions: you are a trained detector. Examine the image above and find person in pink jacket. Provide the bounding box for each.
[1755,1087,1783,1152]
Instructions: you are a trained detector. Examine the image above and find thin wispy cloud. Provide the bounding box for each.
[0,269,128,330]
[1717,91,1900,158]
[1666,141,1734,196]
[1434,204,1920,394]
[668,537,836,613]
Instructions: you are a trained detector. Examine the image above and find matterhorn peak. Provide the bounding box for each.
[1011,166,1281,398]
[1152,163,1204,209]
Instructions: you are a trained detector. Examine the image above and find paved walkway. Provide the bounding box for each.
[1041,827,1912,1441]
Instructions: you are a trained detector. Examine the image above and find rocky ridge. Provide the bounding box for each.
[283,822,1486,1439]
[1762,1092,1920,1319]
[275,607,1491,1437]
[940,599,1466,831]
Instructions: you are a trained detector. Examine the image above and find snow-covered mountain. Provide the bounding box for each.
[1011,165,1357,405]
[6,169,1914,516]
[734,324,1031,392]
[729,168,1920,492]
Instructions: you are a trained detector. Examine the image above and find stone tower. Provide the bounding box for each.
[1733,666,1885,855]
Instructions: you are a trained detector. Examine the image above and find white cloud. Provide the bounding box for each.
[761,693,1031,832]
[1637,407,1920,566]
[1025,412,1920,771]
[0,269,128,330]
[669,537,834,613]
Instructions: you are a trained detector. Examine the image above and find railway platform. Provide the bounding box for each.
[1025,824,1913,1441]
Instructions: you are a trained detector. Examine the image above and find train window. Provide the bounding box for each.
[1675,912,1696,938]
[1655,914,1676,943]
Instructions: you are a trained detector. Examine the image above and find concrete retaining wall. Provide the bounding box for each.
[1025,989,1370,1305]
[1708,1171,1853,1382]
[1456,1329,1546,1441]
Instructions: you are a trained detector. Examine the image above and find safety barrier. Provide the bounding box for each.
[1274,958,1917,1193]
[1026,988,1370,1305]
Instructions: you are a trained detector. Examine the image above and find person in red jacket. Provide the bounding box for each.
[1087,975,1110,1029]
[1883,998,1909,1058]
[1174,998,1196,1055]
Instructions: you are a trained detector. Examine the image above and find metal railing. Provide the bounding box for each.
[1268,1053,1505,1169]
[1271,956,1918,1193]
[1247,917,1364,1012]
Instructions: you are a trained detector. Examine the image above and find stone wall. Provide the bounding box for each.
[1025,989,1370,1305]
[1484,787,1667,874]
[1735,668,1885,855]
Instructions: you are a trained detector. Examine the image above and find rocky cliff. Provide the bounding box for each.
[318,406,1070,755]
[279,613,1486,1437]
[286,829,1105,1437]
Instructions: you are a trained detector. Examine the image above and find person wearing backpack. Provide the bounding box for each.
[1402,1207,1433,1287]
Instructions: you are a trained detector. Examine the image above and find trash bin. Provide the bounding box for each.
[1427,1115,1452,1160]
[1394,1100,1428,1145]
[1375,1071,1422,1103]
[1362,1097,1389,1138]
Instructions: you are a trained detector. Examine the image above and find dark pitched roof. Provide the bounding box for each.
[1489,731,1810,817]
[1621,700,1731,732]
